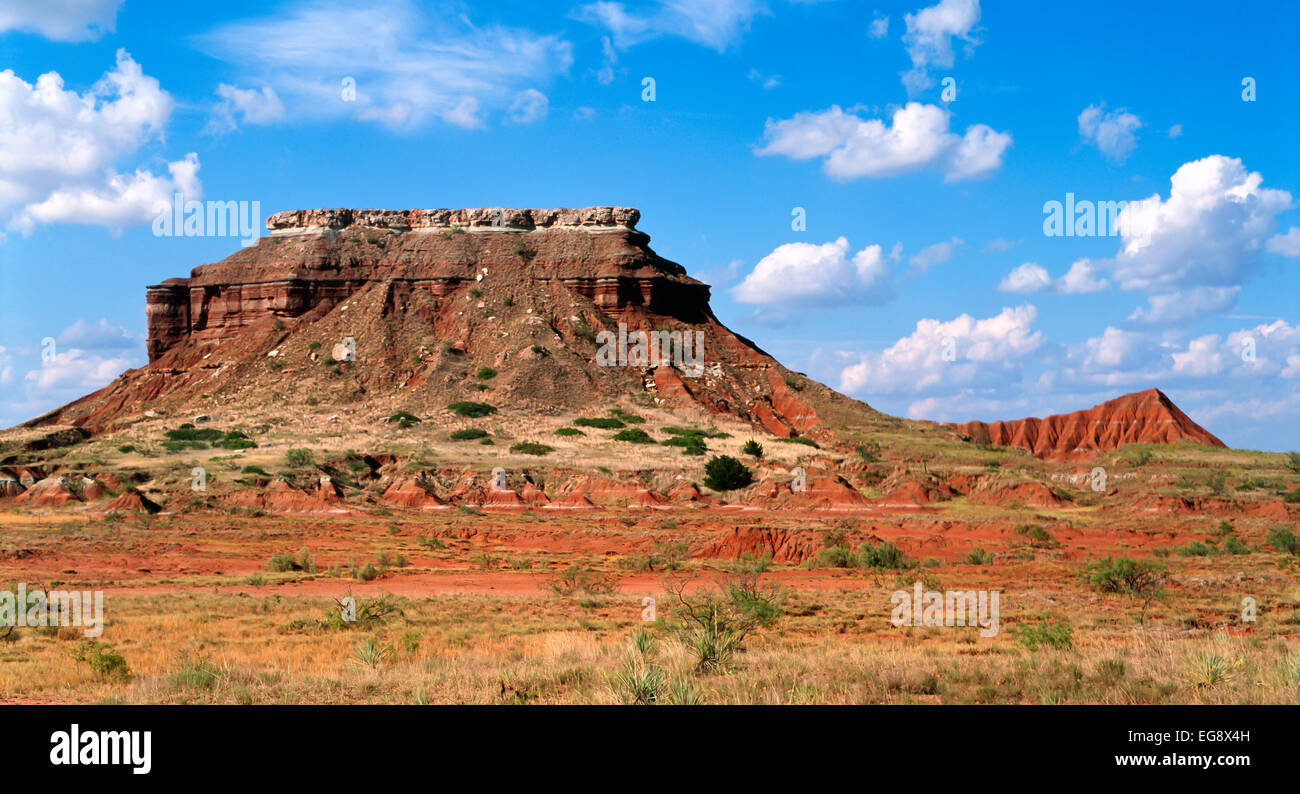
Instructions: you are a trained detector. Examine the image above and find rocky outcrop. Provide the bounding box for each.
[953,389,1225,461]
[26,206,863,440]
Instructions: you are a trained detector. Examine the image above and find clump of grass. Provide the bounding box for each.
[608,409,644,424]
[965,548,993,565]
[1015,524,1059,548]
[1018,620,1074,650]
[476,366,497,380]
[772,435,819,448]
[554,427,584,437]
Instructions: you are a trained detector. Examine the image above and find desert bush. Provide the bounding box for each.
[554,427,584,437]
[703,455,753,491]
[447,401,497,418]
[509,441,554,455]
[573,416,624,429]
[1018,620,1074,650]
[612,428,654,444]
[772,436,819,448]
[856,441,882,462]
[476,367,497,380]
[285,448,314,467]
[450,428,488,441]
[608,409,645,424]
[74,640,130,679]
[547,564,615,596]
[742,439,763,458]
[965,547,993,565]
[1016,524,1059,548]
[1266,526,1300,556]
[665,572,781,672]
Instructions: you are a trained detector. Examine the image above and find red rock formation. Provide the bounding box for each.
[25,206,865,439]
[953,389,1225,461]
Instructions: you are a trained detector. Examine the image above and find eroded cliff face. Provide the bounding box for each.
[145,206,708,363]
[30,207,866,438]
[953,388,1227,461]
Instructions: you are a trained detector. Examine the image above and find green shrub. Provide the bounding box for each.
[476,367,497,380]
[387,410,421,428]
[165,427,224,442]
[856,441,881,462]
[554,427,584,437]
[447,401,496,418]
[661,426,730,439]
[241,465,269,476]
[1266,526,1300,555]
[574,416,624,429]
[772,435,819,448]
[1018,620,1074,650]
[703,455,753,491]
[450,428,488,441]
[74,640,130,679]
[285,448,314,467]
[510,441,554,456]
[613,428,654,444]
[1083,556,1166,596]
[609,409,645,424]
[741,439,763,458]
[1016,524,1059,548]
[858,541,910,569]
[965,547,993,565]
[663,435,707,455]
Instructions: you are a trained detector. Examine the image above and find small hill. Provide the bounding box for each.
[952,388,1226,460]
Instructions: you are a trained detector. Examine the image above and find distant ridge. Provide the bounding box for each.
[952,388,1226,461]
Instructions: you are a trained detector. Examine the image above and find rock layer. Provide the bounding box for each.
[953,388,1225,461]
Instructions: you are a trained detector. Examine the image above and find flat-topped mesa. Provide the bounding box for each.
[145,205,691,363]
[265,206,640,233]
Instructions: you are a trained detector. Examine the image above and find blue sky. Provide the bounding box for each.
[1,0,1298,451]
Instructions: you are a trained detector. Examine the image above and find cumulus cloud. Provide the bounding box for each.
[576,0,764,51]
[507,89,549,124]
[997,259,1108,294]
[837,305,1044,395]
[1078,103,1142,163]
[900,0,981,94]
[998,262,1051,294]
[0,50,200,235]
[1106,155,1292,292]
[206,84,286,135]
[1266,226,1300,257]
[24,349,133,392]
[1167,123,1183,138]
[869,15,889,39]
[755,102,1010,182]
[909,237,961,272]
[731,237,894,307]
[196,0,572,129]
[0,0,122,42]
[1127,286,1240,326]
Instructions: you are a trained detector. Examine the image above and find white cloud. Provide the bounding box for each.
[982,237,1020,253]
[996,258,1108,294]
[206,84,286,135]
[596,36,617,85]
[909,237,961,272]
[507,89,549,124]
[1127,286,1240,326]
[0,0,122,42]
[731,237,894,307]
[1078,103,1142,163]
[1106,155,1292,292]
[755,102,1010,182]
[1266,226,1300,257]
[0,50,200,235]
[869,15,889,39]
[1167,123,1183,138]
[997,262,1051,294]
[900,0,981,94]
[837,305,1043,395]
[747,69,780,90]
[55,318,140,351]
[1055,258,1110,294]
[576,0,764,51]
[24,348,133,392]
[196,0,572,129]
